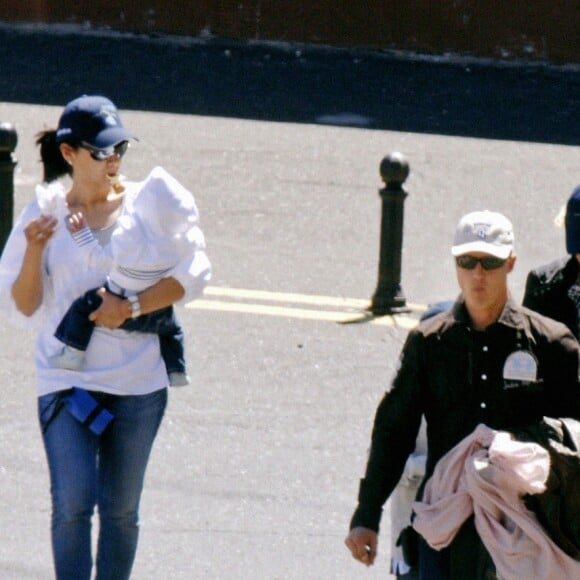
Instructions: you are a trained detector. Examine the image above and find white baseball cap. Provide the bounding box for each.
[451,210,514,259]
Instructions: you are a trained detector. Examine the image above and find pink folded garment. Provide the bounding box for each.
[412,423,580,580]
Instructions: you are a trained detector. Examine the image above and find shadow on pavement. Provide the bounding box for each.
[0,24,578,145]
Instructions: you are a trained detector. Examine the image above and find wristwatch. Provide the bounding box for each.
[127,294,141,319]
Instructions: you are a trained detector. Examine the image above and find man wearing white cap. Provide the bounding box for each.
[345,210,580,578]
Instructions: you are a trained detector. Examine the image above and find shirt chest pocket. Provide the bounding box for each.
[425,344,474,408]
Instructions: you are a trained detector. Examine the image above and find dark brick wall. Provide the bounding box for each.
[1,1,578,63]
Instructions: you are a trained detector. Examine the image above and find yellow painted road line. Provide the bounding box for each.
[187,298,419,329]
[202,286,426,312]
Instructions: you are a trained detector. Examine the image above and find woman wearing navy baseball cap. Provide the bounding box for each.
[0,95,211,579]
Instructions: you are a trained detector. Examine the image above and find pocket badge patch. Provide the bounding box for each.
[503,350,538,382]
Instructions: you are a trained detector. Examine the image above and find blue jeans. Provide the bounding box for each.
[38,388,168,580]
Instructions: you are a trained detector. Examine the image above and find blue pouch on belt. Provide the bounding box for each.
[64,388,114,435]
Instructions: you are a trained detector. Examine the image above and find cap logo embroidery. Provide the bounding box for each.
[474,223,490,240]
[99,106,119,127]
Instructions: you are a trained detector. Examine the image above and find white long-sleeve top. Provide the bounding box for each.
[0,178,212,397]
[71,167,208,294]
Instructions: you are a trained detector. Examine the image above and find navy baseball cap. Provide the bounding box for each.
[55,95,135,149]
[565,185,580,254]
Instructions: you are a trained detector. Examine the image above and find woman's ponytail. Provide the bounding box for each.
[35,130,71,183]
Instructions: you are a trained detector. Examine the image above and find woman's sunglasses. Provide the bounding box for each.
[80,140,129,161]
[455,255,508,270]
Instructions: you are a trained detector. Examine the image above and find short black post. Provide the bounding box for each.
[370,152,410,315]
[0,122,17,254]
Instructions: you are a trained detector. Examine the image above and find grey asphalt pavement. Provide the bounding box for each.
[0,24,579,580]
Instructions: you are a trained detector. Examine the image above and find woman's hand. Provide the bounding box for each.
[87,278,185,329]
[89,287,130,329]
[24,215,58,249]
[11,215,58,316]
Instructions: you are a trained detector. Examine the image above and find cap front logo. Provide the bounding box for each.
[474,222,490,240]
[99,105,119,127]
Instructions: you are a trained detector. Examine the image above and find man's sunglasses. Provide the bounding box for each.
[80,140,129,161]
[455,255,508,270]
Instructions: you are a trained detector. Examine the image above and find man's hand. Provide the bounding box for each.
[344,526,378,567]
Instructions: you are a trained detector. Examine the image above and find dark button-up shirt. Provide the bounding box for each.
[351,297,580,533]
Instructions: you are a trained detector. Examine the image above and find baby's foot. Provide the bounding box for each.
[168,372,191,387]
[48,345,85,370]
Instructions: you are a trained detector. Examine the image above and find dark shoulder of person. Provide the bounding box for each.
[521,304,577,344]
[525,256,576,291]
[523,257,579,337]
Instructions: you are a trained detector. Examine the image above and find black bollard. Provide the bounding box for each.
[370,152,410,315]
[0,122,17,254]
